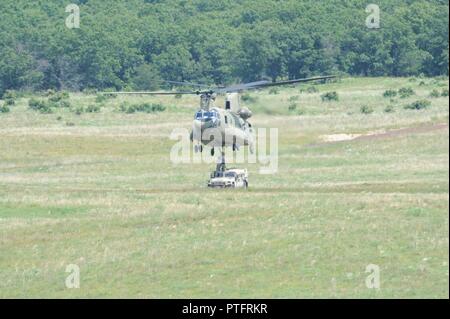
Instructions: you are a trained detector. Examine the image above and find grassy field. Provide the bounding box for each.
[0,77,448,298]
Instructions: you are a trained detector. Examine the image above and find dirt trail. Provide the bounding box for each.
[316,122,448,145]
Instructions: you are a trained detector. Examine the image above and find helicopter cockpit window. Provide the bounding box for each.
[195,111,219,120]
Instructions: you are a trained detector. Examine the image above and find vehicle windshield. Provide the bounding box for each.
[225,172,236,178]
[195,110,219,120]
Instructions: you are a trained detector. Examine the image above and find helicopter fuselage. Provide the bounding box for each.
[191,107,254,150]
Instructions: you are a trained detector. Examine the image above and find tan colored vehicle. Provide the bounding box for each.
[208,168,248,189]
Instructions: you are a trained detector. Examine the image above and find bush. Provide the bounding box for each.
[102,88,117,98]
[321,91,339,102]
[5,99,15,106]
[96,93,117,103]
[398,87,415,98]
[306,86,318,94]
[383,90,397,98]
[74,106,84,115]
[3,90,17,100]
[83,88,98,95]
[429,89,441,98]
[384,105,395,113]
[288,95,300,102]
[28,98,52,113]
[404,100,431,110]
[241,93,257,103]
[268,88,279,95]
[3,90,16,106]
[0,105,10,113]
[49,92,69,103]
[441,89,449,97]
[85,104,100,113]
[58,100,71,108]
[120,102,166,114]
[44,89,56,97]
[288,103,297,111]
[360,105,374,114]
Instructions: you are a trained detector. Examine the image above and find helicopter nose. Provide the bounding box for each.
[194,118,217,131]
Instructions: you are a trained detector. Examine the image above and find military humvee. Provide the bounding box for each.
[208,168,248,188]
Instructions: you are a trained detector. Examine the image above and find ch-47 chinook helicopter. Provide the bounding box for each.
[108,75,335,172]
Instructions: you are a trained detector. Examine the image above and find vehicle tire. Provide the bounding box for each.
[244,180,248,188]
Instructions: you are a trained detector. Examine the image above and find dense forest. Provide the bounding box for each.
[0,0,448,95]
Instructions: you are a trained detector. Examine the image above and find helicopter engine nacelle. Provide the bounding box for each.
[238,107,252,121]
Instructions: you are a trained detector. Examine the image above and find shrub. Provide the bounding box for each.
[74,106,84,115]
[83,88,98,95]
[102,88,117,98]
[174,93,183,99]
[429,89,441,98]
[96,93,117,103]
[441,89,449,97]
[3,90,17,100]
[360,105,374,114]
[58,100,71,108]
[383,90,397,98]
[404,100,431,110]
[288,95,300,102]
[85,104,100,113]
[268,88,279,95]
[49,92,69,103]
[288,103,297,111]
[241,93,257,103]
[0,105,10,113]
[120,102,166,114]
[3,90,16,106]
[44,89,56,97]
[384,105,395,113]
[398,87,415,98]
[306,86,318,94]
[28,98,53,113]
[321,91,339,102]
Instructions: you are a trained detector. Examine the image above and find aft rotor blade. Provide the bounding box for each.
[216,75,336,93]
[250,75,337,89]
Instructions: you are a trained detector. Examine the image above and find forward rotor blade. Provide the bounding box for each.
[250,75,337,89]
[102,91,203,96]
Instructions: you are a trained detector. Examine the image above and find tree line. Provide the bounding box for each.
[0,0,448,95]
